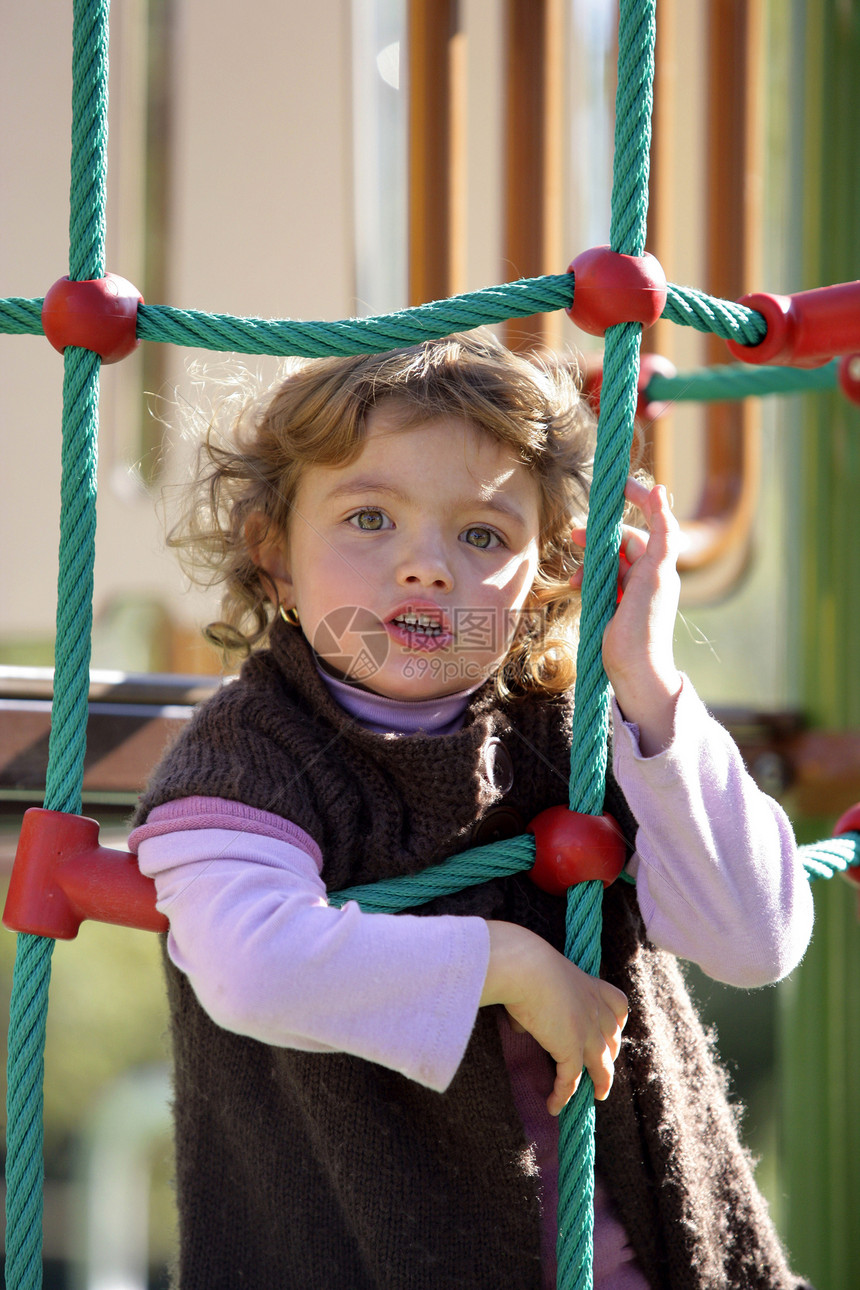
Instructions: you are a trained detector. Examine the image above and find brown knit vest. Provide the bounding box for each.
[135,620,811,1289]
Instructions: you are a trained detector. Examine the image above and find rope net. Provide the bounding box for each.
[2,1,857,1288]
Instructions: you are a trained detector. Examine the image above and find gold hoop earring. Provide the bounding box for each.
[279,604,300,627]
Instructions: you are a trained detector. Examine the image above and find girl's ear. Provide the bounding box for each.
[245,512,294,607]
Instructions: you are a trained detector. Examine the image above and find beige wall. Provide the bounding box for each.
[1,1,356,666]
[0,1,518,670]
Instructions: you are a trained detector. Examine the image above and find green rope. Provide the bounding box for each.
[331,834,535,912]
[556,3,656,1286]
[800,832,860,882]
[662,281,768,344]
[135,278,576,354]
[645,359,840,405]
[4,4,109,1288]
[0,281,775,357]
[329,832,860,916]
[68,0,108,283]
[133,280,771,356]
[0,298,44,335]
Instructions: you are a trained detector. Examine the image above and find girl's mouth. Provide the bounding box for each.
[390,611,445,638]
[386,606,452,651]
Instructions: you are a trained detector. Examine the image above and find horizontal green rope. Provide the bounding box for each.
[1,277,774,357]
[330,833,535,912]
[326,829,860,915]
[138,277,576,355]
[646,359,840,405]
[800,832,860,882]
[662,282,768,345]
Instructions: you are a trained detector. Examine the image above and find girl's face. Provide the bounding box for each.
[258,403,542,700]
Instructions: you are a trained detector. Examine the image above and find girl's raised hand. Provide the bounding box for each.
[571,478,683,756]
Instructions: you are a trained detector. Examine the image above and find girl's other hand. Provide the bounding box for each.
[481,922,628,1114]
[570,478,683,757]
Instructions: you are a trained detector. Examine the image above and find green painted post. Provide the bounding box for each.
[778,2,860,1284]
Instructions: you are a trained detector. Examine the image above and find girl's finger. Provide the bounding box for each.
[623,474,654,510]
[586,1044,616,1102]
[569,525,644,594]
[639,486,683,568]
[548,1064,582,1117]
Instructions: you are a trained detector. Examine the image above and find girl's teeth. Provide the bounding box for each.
[395,615,442,635]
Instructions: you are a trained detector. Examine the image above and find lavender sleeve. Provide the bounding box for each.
[131,799,490,1091]
[612,678,813,987]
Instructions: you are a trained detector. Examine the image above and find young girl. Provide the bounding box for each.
[129,334,813,1290]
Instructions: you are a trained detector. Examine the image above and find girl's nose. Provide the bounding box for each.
[395,535,453,590]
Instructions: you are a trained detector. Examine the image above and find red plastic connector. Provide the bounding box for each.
[832,804,860,918]
[528,806,627,897]
[42,274,143,364]
[725,281,860,369]
[838,354,860,406]
[2,809,167,940]
[567,246,668,337]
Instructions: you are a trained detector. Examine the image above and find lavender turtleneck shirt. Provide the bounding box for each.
[130,673,812,1288]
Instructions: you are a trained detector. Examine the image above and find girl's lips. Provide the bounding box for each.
[385,603,453,651]
[386,620,454,652]
[385,602,450,629]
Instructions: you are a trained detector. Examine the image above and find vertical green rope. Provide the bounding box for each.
[556,2,656,1287]
[4,3,109,1287]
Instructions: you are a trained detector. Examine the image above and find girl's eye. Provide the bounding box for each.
[461,526,503,550]
[349,509,391,531]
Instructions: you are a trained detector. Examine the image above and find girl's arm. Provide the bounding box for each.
[574,481,813,985]
[132,800,626,1111]
[612,686,813,986]
[134,810,487,1091]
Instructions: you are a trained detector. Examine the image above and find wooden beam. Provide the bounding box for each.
[502,0,564,351]
[0,671,221,808]
[697,0,761,553]
[649,0,764,593]
[407,0,460,306]
[3,670,859,824]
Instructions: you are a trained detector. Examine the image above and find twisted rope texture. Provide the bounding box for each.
[556,3,656,1287]
[5,4,109,1289]
[800,833,860,882]
[1,281,773,354]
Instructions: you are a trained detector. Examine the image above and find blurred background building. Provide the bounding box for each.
[1,1,859,1285]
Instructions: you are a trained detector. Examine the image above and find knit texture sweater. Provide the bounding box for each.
[134,620,811,1289]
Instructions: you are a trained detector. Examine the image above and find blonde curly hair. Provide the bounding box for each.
[169,332,598,696]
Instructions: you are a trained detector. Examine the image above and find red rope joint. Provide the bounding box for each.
[566,245,667,336]
[41,273,143,363]
[833,803,860,889]
[527,807,627,897]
